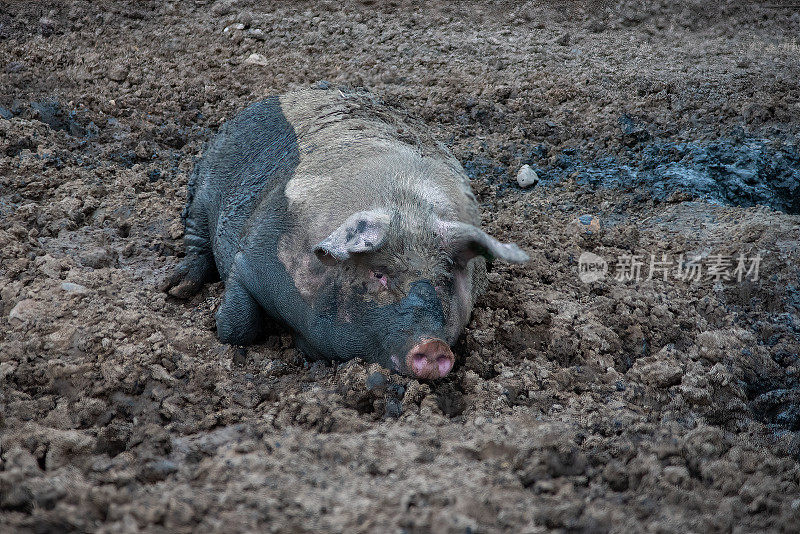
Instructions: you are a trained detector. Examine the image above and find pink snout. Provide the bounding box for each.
[406,339,455,379]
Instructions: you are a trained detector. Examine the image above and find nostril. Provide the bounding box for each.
[436,355,453,376]
[412,353,427,370]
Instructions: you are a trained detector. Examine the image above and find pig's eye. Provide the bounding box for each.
[370,269,389,289]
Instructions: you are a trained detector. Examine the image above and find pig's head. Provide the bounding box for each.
[312,207,528,379]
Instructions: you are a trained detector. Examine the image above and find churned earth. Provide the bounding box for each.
[1,1,799,532]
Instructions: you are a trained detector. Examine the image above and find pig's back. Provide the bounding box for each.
[276,89,480,243]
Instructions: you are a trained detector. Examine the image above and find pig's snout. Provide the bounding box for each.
[406,339,454,379]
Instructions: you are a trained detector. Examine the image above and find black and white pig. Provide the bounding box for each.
[162,88,528,379]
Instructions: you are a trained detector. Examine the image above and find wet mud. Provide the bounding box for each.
[1,1,799,532]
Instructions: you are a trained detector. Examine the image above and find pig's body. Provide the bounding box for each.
[164,88,527,378]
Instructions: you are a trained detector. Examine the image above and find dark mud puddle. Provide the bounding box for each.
[465,128,800,215]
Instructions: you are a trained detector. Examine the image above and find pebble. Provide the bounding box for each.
[211,0,235,16]
[80,247,112,269]
[233,348,247,366]
[516,164,539,188]
[663,465,690,486]
[8,299,37,323]
[237,12,253,27]
[61,282,89,294]
[366,371,388,390]
[138,459,178,483]
[244,53,269,66]
[247,28,265,40]
[384,398,403,418]
[107,65,129,82]
[224,23,245,33]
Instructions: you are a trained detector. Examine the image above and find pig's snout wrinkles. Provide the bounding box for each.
[406,339,454,379]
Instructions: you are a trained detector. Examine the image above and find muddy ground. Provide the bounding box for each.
[1,1,800,532]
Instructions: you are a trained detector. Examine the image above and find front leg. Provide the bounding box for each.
[215,275,264,345]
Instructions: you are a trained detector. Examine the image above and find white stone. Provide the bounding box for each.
[223,23,245,33]
[516,164,538,188]
[244,53,269,66]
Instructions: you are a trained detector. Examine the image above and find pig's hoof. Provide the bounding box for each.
[160,269,202,299]
[406,339,455,380]
[168,278,204,299]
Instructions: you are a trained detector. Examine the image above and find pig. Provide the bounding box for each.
[162,88,528,379]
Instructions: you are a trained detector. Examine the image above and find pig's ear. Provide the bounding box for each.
[440,221,529,265]
[313,210,391,263]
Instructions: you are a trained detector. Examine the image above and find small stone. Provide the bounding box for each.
[522,302,550,325]
[628,355,684,388]
[619,114,650,146]
[556,33,570,46]
[247,28,265,40]
[8,299,37,324]
[516,164,539,188]
[233,348,247,366]
[0,485,33,512]
[211,0,235,16]
[384,398,403,418]
[61,282,89,294]
[588,20,606,33]
[168,221,184,240]
[137,459,178,483]
[366,371,388,390]
[237,11,253,27]
[135,141,151,160]
[107,65,129,82]
[224,23,245,33]
[36,254,63,279]
[80,247,112,269]
[244,53,269,66]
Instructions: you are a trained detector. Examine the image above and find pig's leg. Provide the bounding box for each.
[215,276,263,345]
[160,199,217,298]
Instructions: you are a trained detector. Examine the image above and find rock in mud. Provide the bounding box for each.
[61,282,88,293]
[8,299,37,324]
[516,164,539,188]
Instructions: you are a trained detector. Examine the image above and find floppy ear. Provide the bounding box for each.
[440,221,529,265]
[313,210,390,263]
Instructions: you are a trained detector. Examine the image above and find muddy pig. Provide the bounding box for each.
[162,88,528,379]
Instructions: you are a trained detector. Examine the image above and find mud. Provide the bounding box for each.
[1,1,799,532]
[525,134,800,214]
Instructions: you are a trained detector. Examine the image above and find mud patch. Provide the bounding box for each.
[530,133,800,215]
